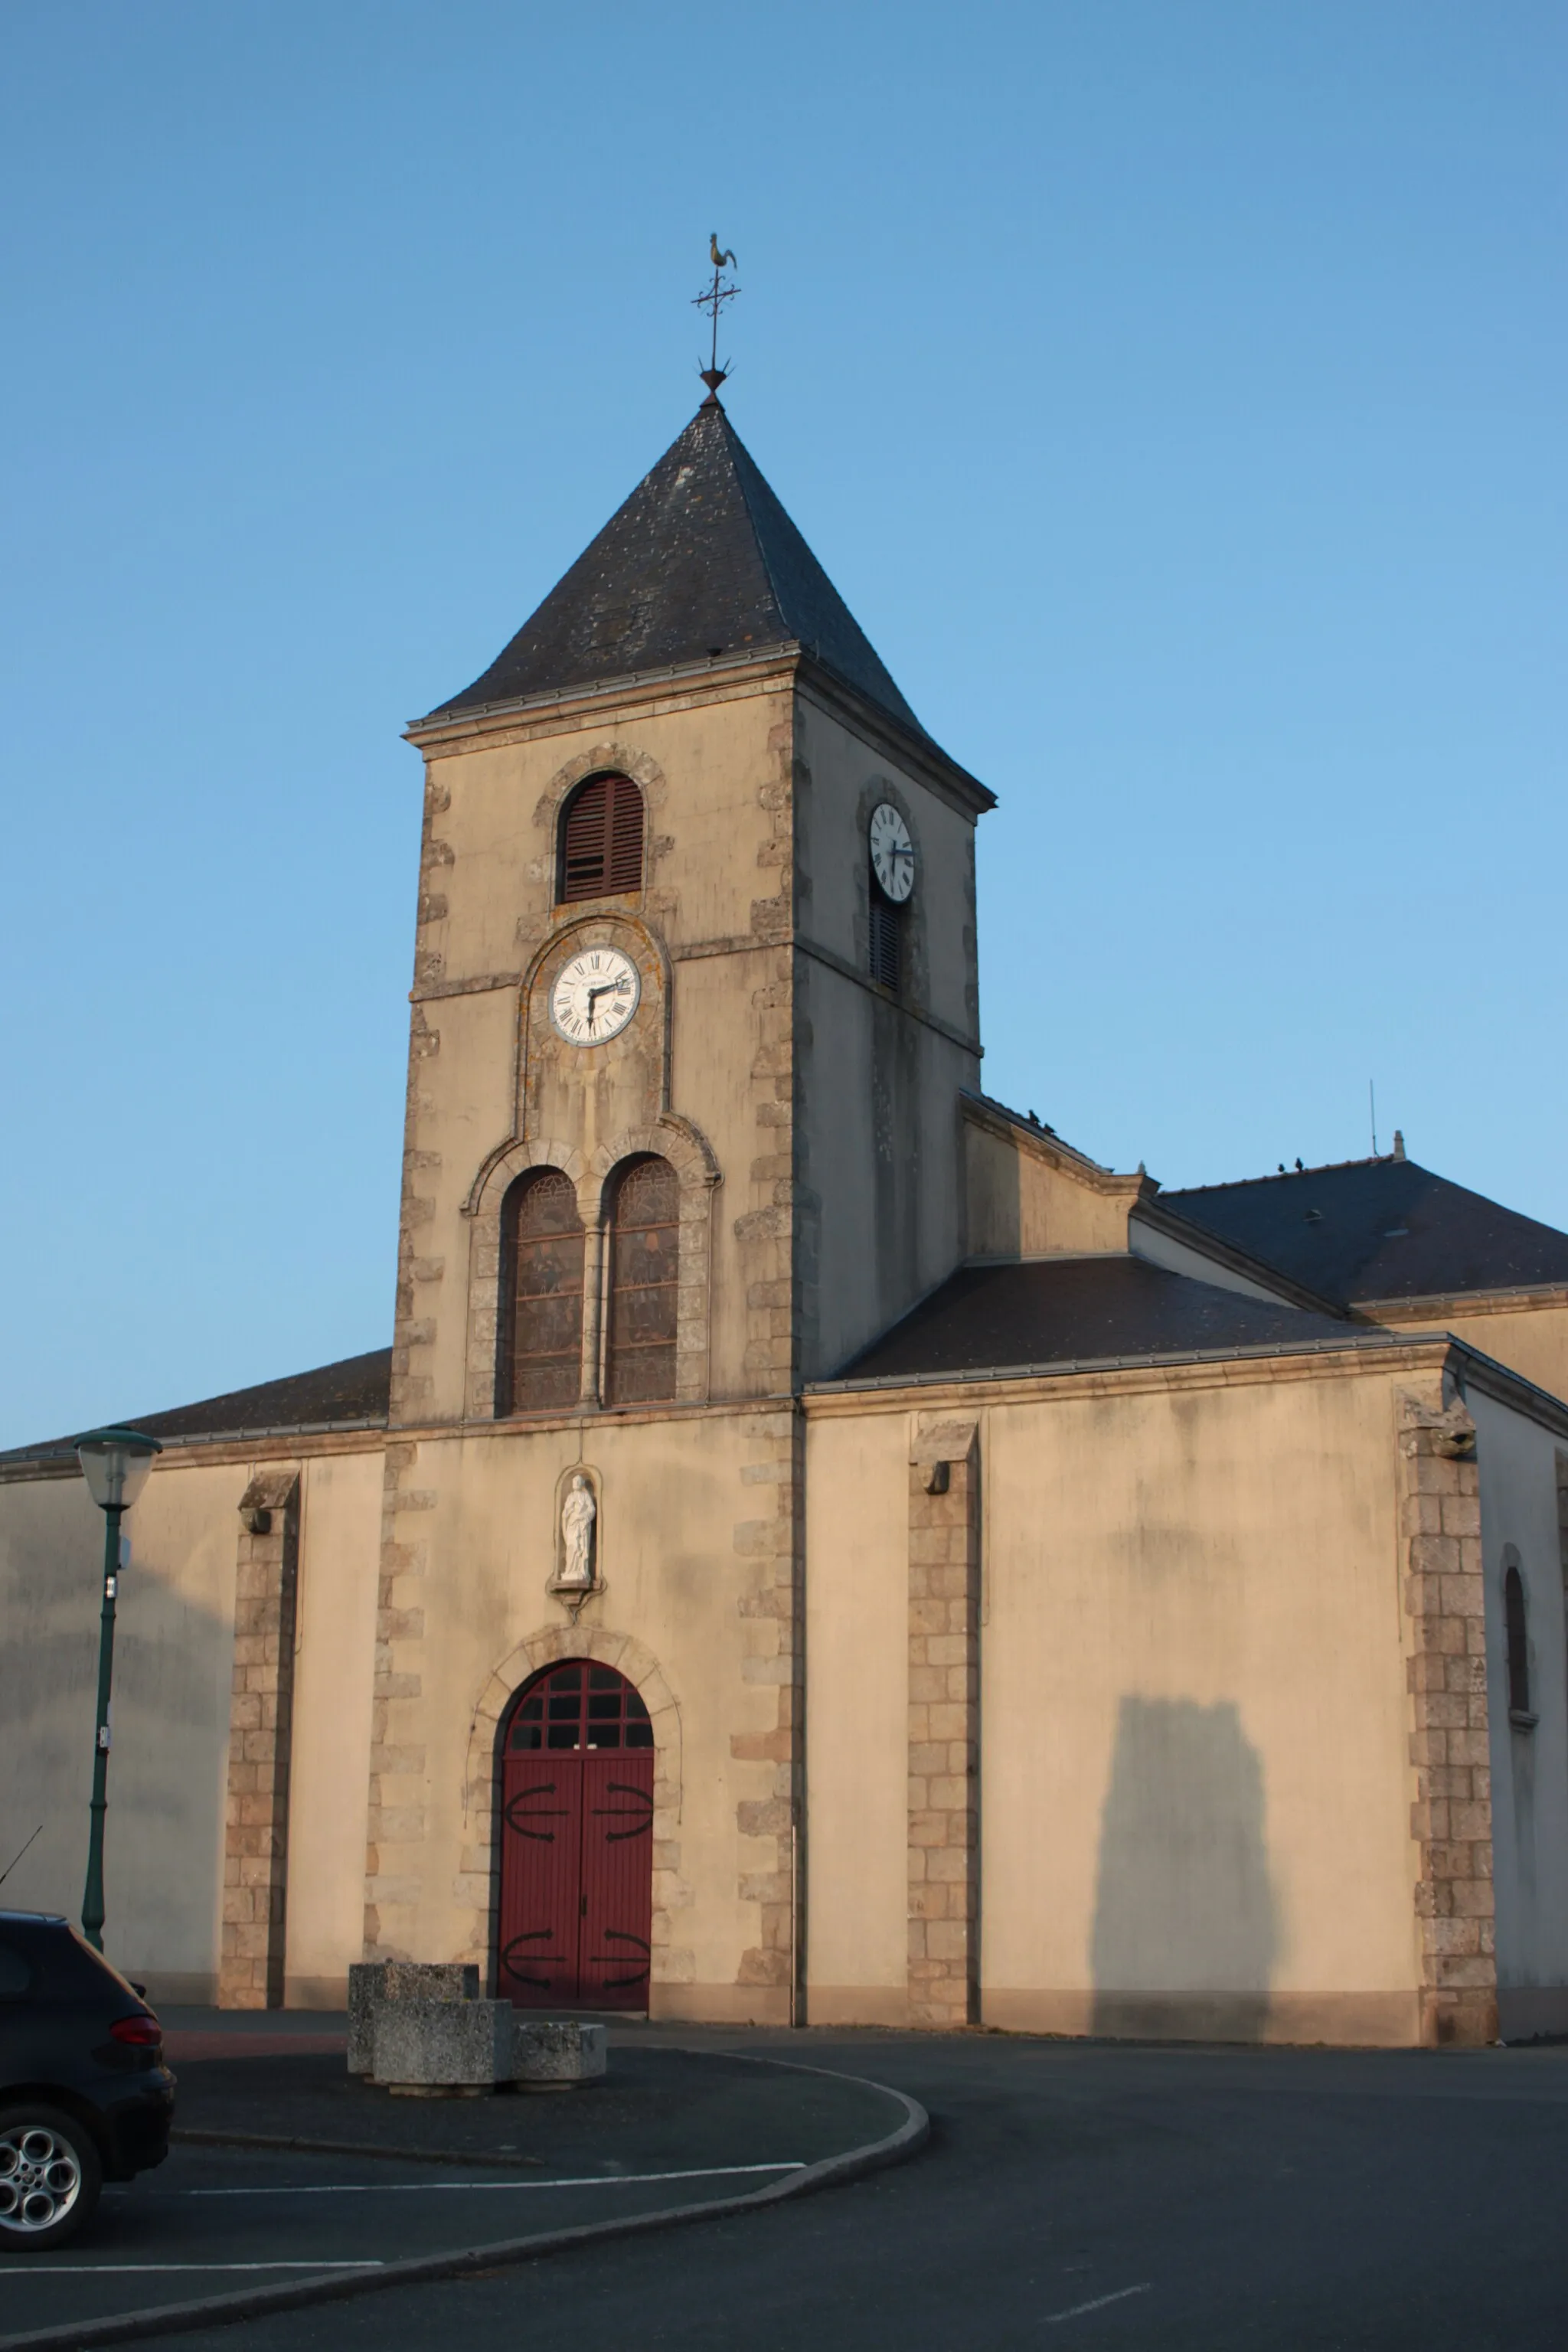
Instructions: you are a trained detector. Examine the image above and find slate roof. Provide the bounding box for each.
[0,1348,391,1470]
[1165,1158,1568,1308]
[424,403,925,737]
[828,1257,1365,1387]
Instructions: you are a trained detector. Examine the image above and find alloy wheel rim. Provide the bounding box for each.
[0,2126,83,2233]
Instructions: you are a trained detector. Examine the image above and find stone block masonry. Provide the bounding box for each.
[731,1408,804,2019]
[907,1417,981,2028]
[1398,1392,1497,2047]
[219,1469,302,2010]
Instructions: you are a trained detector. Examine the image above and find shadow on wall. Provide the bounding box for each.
[1089,1695,1279,2042]
[0,1490,233,1984]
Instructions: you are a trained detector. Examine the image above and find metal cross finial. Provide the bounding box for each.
[693,234,740,405]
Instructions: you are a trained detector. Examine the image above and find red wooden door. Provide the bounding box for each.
[497,1663,655,2011]
[580,1753,655,2007]
[497,1758,582,2004]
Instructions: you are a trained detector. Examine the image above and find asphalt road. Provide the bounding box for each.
[0,2044,906,2346]
[103,2033,1568,2352]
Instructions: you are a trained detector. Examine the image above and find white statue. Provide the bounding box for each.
[560,1474,596,1588]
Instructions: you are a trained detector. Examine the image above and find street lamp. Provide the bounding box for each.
[74,1429,162,1953]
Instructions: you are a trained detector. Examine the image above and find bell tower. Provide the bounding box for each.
[364,392,992,2013]
[392,397,994,1432]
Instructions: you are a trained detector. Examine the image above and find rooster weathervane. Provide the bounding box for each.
[693,234,740,405]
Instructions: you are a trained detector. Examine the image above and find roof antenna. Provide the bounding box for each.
[1370,1079,1378,1158]
[693,235,740,407]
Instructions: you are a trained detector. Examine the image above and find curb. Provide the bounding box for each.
[0,2056,927,2352]
[171,2130,547,2171]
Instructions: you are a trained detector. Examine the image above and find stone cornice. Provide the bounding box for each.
[1355,1282,1568,1324]
[0,1392,814,1486]
[403,645,994,819]
[0,1424,385,1486]
[790,663,995,818]
[807,1327,1568,1440]
[1449,1347,1568,1439]
[959,1093,1145,1201]
[805,1333,1457,1415]
[407,925,982,1058]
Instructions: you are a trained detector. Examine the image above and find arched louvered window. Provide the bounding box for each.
[558,774,644,903]
[1504,1563,1533,1721]
[605,1156,679,1405]
[499,1168,584,1413]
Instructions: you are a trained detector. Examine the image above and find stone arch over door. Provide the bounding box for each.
[459,1625,688,1995]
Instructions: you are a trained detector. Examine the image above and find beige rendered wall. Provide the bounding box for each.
[1468,1387,1568,2035]
[1374,1302,1568,1413]
[804,1364,1428,2041]
[365,1404,800,2020]
[283,1447,384,2007]
[0,1459,242,2000]
[965,1116,1138,1263]
[803,1413,910,2019]
[982,1370,1419,2041]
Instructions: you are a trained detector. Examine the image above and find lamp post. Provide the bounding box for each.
[74,1429,162,1953]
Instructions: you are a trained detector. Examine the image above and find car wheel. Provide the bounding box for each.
[0,2105,103,2249]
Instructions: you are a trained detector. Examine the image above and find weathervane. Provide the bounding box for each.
[693,234,740,405]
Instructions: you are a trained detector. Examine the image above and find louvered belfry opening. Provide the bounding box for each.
[869,890,901,991]
[606,1155,679,1405]
[499,1168,585,1413]
[558,773,644,903]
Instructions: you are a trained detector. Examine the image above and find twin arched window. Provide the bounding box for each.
[501,1168,585,1413]
[558,774,643,903]
[603,1156,679,1404]
[499,1155,678,1413]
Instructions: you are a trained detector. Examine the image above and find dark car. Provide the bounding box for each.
[0,1910,175,2249]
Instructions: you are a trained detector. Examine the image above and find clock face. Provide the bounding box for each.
[549,946,641,1045]
[868,802,915,903]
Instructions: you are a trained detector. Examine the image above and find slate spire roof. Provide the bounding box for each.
[425,403,924,737]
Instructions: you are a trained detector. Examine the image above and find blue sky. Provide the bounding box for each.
[2,1,1563,1446]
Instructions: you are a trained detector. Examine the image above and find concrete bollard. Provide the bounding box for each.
[511,2018,608,2091]
[348,1960,481,2076]
[371,1997,512,2096]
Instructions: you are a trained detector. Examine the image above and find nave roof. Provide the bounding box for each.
[0,1348,390,1473]
[825,1255,1376,1389]
[1164,1155,1568,1309]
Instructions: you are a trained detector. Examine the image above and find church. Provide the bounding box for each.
[5,390,1568,2048]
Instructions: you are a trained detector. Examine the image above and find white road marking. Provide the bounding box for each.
[1044,2283,1153,2324]
[185,2161,805,2197]
[0,2262,383,2274]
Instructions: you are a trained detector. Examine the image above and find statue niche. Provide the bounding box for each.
[550,1466,603,1618]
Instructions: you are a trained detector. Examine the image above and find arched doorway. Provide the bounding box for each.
[497,1661,655,2010]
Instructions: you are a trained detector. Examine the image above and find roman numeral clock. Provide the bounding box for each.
[550,947,642,1045]
[869,802,915,902]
